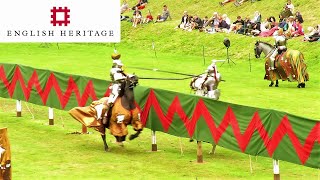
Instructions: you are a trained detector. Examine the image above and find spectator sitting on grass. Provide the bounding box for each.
[120,0,130,21]
[216,16,230,32]
[176,11,189,29]
[303,25,319,42]
[131,0,148,10]
[193,15,203,30]
[203,12,219,29]
[156,5,171,23]
[268,16,277,28]
[143,11,153,24]
[291,18,304,37]
[234,0,248,7]
[295,11,303,23]
[238,16,252,35]
[132,7,142,27]
[229,15,244,33]
[202,16,209,27]
[121,0,130,14]
[219,0,235,6]
[285,0,294,13]
[222,14,231,26]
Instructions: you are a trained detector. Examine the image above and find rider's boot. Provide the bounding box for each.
[270,58,276,70]
[102,104,111,125]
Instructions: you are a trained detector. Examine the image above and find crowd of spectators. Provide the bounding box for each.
[120,0,171,27]
[120,0,318,42]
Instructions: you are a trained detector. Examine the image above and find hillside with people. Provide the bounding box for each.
[120,0,319,71]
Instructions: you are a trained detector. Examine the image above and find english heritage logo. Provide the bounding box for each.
[50,7,71,26]
[0,0,120,42]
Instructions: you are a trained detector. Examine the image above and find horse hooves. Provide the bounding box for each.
[129,134,138,140]
[104,146,109,152]
[269,84,273,87]
[275,84,279,87]
[189,139,194,142]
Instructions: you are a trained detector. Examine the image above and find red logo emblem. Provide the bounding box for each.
[50,7,70,26]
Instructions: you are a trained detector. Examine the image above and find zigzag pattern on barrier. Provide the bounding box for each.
[140,90,320,165]
[0,65,110,108]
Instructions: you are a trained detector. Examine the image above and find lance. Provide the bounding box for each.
[127,66,199,77]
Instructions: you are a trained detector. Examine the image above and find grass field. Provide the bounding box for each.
[1,0,320,179]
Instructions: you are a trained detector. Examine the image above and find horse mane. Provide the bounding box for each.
[118,80,127,97]
[258,41,274,48]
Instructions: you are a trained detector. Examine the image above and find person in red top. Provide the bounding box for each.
[143,11,153,23]
[291,19,304,37]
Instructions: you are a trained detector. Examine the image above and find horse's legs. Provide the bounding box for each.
[120,136,126,142]
[114,136,124,146]
[115,136,122,142]
[209,143,217,155]
[98,123,109,151]
[297,83,305,88]
[269,81,274,87]
[129,130,142,140]
[101,134,109,151]
[275,80,279,87]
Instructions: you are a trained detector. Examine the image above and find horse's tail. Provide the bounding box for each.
[286,50,309,83]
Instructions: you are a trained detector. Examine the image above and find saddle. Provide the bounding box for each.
[270,51,293,80]
[275,51,285,62]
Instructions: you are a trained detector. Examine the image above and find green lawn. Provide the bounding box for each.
[0,42,319,179]
[1,0,320,179]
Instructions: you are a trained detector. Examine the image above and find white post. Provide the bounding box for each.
[151,130,157,151]
[249,155,253,174]
[16,100,22,117]
[273,159,280,180]
[48,107,54,125]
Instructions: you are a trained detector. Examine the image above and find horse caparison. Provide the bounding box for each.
[99,75,143,151]
[254,41,309,88]
[69,75,143,151]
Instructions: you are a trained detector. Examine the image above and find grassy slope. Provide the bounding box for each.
[0,0,320,179]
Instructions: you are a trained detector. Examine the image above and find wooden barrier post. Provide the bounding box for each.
[151,130,157,151]
[197,141,203,163]
[82,125,88,134]
[273,159,280,180]
[16,100,22,117]
[48,107,54,125]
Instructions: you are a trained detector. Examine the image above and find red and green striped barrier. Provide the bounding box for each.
[0,63,319,169]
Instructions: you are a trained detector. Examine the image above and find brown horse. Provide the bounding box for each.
[254,41,309,88]
[69,75,143,151]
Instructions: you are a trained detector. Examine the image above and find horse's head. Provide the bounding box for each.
[254,41,263,58]
[126,74,139,89]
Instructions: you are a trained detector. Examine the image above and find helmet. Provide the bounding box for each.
[111,53,121,60]
[207,64,216,73]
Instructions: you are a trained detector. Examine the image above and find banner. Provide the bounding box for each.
[0,0,120,42]
[0,128,11,180]
[0,63,319,169]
